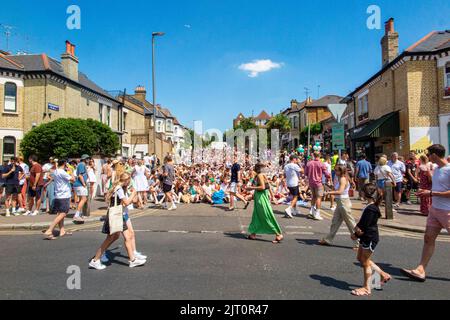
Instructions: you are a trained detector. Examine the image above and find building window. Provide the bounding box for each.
[358,95,369,121]
[107,106,111,126]
[156,120,163,133]
[445,63,450,97]
[166,119,173,132]
[123,112,127,131]
[99,104,103,122]
[2,136,16,161]
[4,82,17,112]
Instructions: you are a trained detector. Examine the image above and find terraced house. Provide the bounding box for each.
[346,19,450,162]
[0,41,124,161]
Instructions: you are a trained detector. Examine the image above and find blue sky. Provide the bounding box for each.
[1,0,449,131]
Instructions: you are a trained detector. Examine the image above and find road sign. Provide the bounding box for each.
[332,123,345,151]
[328,104,347,123]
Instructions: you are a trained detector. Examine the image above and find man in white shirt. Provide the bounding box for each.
[43,159,75,240]
[388,152,406,208]
[143,154,152,170]
[402,144,450,282]
[284,155,301,218]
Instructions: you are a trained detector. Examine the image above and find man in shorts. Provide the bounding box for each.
[162,155,177,211]
[73,154,90,223]
[402,144,450,282]
[26,155,45,216]
[305,152,330,221]
[284,155,301,218]
[2,157,23,217]
[228,155,249,211]
[388,152,406,208]
[44,159,75,240]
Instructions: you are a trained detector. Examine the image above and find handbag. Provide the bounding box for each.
[108,188,124,235]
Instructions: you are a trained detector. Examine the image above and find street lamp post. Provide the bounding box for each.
[152,32,165,154]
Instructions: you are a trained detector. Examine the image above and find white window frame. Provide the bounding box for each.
[2,136,16,161]
[4,82,17,112]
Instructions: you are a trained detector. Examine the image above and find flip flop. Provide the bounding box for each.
[351,288,371,297]
[60,232,73,238]
[44,235,58,241]
[401,269,426,282]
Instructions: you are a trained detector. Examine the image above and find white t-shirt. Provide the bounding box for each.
[144,156,151,166]
[432,164,450,211]
[19,163,29,185]
[374,165,392,181]
[284,163,301,188]
[202,184,213,196]
[388,160,406,183]
[42,163,53,180]
[52,169,72,199]
[115,188,130,216]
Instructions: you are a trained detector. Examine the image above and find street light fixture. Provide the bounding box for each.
[152,31,165,154]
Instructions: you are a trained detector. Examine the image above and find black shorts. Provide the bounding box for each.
[5,184,19,195]
[288,186,299,197]
[394,182,403,193]
[360,240,378,253]
[28,186,43,198]
[52,198,71,214]
[163,184,173,193]
[406,181,419,191]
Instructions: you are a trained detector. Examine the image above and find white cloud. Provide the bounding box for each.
[238,59,283,78]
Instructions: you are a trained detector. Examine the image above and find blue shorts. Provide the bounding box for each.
[377,180,386,189]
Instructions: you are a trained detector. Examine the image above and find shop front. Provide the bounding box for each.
[351,111,400,164]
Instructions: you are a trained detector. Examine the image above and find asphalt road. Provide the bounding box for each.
[1,203,449,300]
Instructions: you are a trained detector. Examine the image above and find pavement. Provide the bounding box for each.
[0,197,444,235]
[1,202,450,300]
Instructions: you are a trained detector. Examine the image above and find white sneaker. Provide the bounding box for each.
[134,251,147,260]
[17,208,26,214]
[330,206,336,212]
[23,211,32,216]
[308,207,315,219]
[129,258,146,268]
[12,211,21,217]
[168,206,176,211]
[313,208,324,221]
[5,210,11,217]
[30,210,39,216]
[89,259,106,270]
[285,207,294,219]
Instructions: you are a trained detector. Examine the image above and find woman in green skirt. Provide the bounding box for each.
[246,163,284,244]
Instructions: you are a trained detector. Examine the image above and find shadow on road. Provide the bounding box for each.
[310,274,359,291]
[224,232,274,243]
[296,238,355,251]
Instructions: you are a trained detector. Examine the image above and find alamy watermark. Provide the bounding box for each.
[66,265,81,290]
[366,5,381,30]
[67,5,81,30]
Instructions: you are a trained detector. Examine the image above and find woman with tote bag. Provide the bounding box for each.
[89,173,147,270]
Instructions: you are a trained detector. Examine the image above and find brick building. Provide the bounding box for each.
[0,41,123,161]
[345,19,450,162]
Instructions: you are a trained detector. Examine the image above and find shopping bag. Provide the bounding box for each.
[108,189,123,235]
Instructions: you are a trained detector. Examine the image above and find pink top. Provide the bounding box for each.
[305,160,330,188]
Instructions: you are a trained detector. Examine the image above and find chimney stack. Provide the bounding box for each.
[381,18,399,67]
[134,85,147,102]
[61,40,79,81]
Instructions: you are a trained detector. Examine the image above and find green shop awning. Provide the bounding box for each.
[352,112,400,142]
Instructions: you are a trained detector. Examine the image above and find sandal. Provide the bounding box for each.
[401,269,426,282]
[272,235,284,244]
[44,234,58,241]
[351,288,371,296]
[318,239,331,246]
[60,232,73,238]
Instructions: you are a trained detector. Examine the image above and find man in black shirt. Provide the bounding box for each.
[0,160,7,210]
[228,155,249,211]
[2,157,23,217]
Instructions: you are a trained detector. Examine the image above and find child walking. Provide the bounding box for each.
[351,183,391,296]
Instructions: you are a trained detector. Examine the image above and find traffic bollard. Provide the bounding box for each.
[385,181,394,220]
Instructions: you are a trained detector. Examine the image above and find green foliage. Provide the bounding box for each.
[266,113,291,132]
[234,117,257,131]
[20,118,120,161]
[300,122,322,145]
